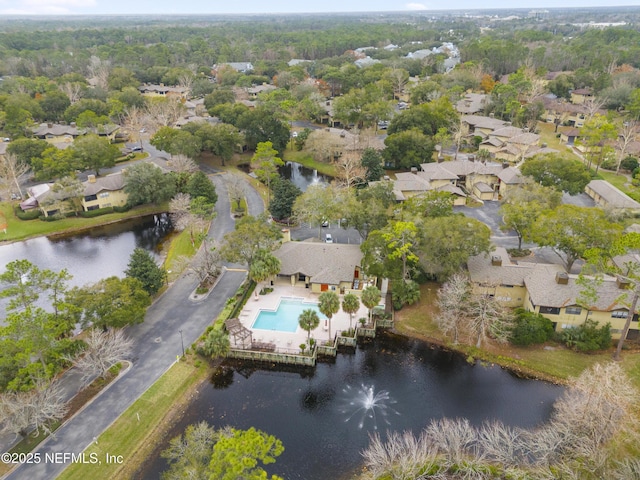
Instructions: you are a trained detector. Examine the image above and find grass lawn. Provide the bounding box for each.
[395,283,640,388]
[0,202,168,243]
[163,229,202,282]
[283,150,337,177]
[57,359,208,480]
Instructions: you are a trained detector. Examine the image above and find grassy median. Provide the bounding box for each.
[57,358,208,480]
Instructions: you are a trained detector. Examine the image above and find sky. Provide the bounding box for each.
[0,0,638,16]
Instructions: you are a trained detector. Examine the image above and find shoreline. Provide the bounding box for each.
[0,205,167,246]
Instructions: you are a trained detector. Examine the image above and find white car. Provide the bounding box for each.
[325,234,333,244]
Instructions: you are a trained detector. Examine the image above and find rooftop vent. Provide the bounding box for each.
[555,272,569,285]
[617,275,631,290]
[491,255,502,266]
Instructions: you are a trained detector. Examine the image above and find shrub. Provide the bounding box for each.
[621,155,638,172]
[510,309,555,346]
[560,319,612,352]
[113,205,131,213]
[14,207,41,220]
[80,207,114,218]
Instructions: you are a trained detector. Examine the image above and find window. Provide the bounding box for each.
[565,307,582,315]
[539,306,561,315]
[611,311,629,319]
[99,192,109,198]
[84,194,97,202]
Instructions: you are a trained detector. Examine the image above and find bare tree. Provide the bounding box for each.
[226,174,246,212]
[334,151,365,188]
[167,154,198,174]
[0,153,30,200]
[123,106,149,146]
[425,417,477,465]
[615,120,639,174]
[435,272,470,344]
[59,82,84,104]
[169,192,193,231]
[146,97,186,129]
[176,239,222,284]
[304,129,347,163]
[71,328,133,384]
[583,96,608,121]
[467,289,513,348]
[0,379,68,438]
[87,55,111,90]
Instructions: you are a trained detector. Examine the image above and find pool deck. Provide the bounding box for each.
[235,284,373,352]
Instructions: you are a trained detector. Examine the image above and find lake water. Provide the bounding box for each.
[0,214,172,315]
[136,332,562,480]
[279,162,328,191]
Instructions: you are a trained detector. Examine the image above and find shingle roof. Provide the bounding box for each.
[468,248,548,287]
[462,115,509,131]
[586,180,640,209]
[490,126,524,139]
[507,132,541,146]
[83,172,125,196]
[274,242,363,285]
[473,181,493,193]
[524,269,626,311]
[497,167,522,184]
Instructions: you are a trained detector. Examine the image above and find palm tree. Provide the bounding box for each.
[203,329,230,359]
[342,293,360,331]
[298,309,320,344]
[249,249,281,297]
[362,285,381,325]
[318,291,340,339]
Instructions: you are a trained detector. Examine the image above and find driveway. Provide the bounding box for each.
[5,174,262,480]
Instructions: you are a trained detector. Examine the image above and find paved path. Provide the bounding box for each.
[4,173,263,480]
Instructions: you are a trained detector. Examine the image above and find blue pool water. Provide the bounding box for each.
[252,298,325,332]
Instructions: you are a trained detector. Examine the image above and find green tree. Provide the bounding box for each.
[71,134,120,176]
[238,107,290,152]
[510,308,555,346]
[220,214,282,271]
[6,138,48,167]
[344,182,394,240]
[532,205,622,273]
[269,178,301,222]
[360,147,385,182]
[161,421,217,480]
[577,114,617,173]
[342,293,360,330]
[318,291,340,340]
[418,216,492,281]
[298,308,320,344]
[39,90,70,122]
[293,184,343,240]
[202,329,231,359]
[125,248,165,296]
[186,171,217,204]
[70,277,151,330]
[32,146,80,181]
[361,285,381,324]
[383,128,435,169]
[499,181,562,250]
[251,141,284,204]
[208,427,284,480]
[203,123,243,166]
[204,88,235,113]
[124,162,176,206]
[520,154,591,195]
[249,249,281,297]
[151,127,202,159]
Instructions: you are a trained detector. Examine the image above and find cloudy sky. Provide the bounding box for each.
[0,0,636,16]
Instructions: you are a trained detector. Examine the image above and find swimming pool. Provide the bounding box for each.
[252,298,325,332]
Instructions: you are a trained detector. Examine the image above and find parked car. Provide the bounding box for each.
[321,219,329,227]
[325,233,333,244]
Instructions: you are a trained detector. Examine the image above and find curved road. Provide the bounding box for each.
[5,173,263,480]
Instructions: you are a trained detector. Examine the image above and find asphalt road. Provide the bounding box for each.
[5,173,262,480]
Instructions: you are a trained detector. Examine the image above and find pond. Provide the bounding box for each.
[0,214,172,290]
[279,161,329,191]
[136,332,562,480]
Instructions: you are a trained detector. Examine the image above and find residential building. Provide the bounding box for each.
[32,123,83,146]
[138,84,188,99]
[81,172,127,211]
[455,93,488,115]
[273,241,374,294]
[467,249,640,340]
[585,179,640,212]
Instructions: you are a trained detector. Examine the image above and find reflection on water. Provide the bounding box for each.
[0,214,172,291]
[279,162,328,191]
[136,332,562,480]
